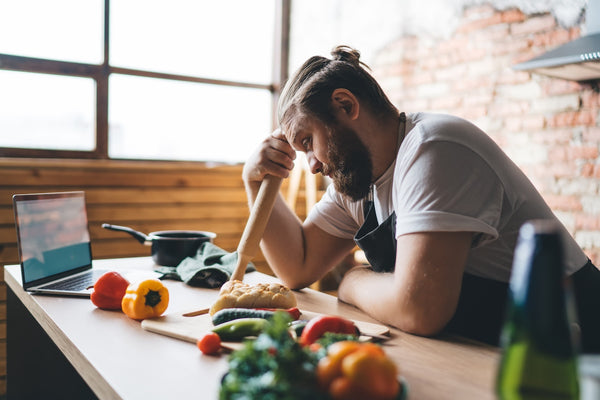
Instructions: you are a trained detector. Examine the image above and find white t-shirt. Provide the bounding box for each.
[306,112,587,282]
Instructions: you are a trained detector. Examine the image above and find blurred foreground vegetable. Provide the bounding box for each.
[220,312,326,400]
[317,341,400,400]
[219,312,403,400]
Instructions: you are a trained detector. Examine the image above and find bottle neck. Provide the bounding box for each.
[508,227,575,358]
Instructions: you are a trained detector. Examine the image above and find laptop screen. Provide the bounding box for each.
[13,191,93,288]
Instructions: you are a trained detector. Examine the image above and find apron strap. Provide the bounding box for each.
[354,201,397,273]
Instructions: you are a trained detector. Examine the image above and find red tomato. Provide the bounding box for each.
[197,332,222,355]
[90,271,130,310]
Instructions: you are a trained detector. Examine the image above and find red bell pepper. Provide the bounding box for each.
[90,271,130,310]
[299,315,358,346]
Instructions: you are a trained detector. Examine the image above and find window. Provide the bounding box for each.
[0,70,96,152]
[0,0,287,163]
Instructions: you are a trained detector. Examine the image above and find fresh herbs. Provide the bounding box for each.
[220,312,327,400]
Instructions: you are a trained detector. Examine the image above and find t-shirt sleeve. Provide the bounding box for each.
[305,184,362,239]
[393,140,501,245]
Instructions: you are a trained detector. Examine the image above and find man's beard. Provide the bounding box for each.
[322,124,373,201]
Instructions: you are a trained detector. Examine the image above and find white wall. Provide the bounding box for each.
[289,0,587,72]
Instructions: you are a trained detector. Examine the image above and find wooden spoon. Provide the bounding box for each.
[230,174,283,281]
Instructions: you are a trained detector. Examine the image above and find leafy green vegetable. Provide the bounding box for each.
[316,332,360,348]
[219,312,327,400]
[312,332,361,359]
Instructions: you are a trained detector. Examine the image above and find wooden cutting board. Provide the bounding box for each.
[141,309,390,351]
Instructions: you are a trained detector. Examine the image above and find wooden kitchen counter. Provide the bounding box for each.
[5,257,500,399]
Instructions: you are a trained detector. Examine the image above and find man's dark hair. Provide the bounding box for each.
[278,45,398,127]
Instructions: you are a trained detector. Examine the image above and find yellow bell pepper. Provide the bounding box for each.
[121,279,169,320]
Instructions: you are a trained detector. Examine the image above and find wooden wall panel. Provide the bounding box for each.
[0,159,271,266]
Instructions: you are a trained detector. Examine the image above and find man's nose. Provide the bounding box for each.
[307,153,322,174]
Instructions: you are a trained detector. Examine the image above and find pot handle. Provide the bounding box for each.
[101,223,151,245]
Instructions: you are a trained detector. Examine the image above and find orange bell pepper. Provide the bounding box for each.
[317,341,362,387]
[121,279,169,320]
[342,348,399,399]
[316,341,400,400]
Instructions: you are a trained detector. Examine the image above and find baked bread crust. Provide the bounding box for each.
[209,280,297,315]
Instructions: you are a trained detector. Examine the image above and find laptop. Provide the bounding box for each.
[12,191,108,296]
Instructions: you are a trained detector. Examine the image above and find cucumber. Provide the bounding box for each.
[212,308,276,325]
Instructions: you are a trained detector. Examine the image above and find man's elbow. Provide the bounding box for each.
[278,267,326,291]
[399,319,445,337]
[389,307,453,338]
[279,275,312,291]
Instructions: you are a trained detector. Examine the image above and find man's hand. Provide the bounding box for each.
[242,129,297,188]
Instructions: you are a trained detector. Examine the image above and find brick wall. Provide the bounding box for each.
[372,4,600,263]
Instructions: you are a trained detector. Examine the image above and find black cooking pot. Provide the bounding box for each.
[102,223,216,267]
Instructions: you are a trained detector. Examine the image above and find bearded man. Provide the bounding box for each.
[241,45,600,351]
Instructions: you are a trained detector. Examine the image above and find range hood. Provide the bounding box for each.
[513,0,600,81]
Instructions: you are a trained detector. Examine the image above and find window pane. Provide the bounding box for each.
[109,74,271,163]
[110,0,275,84]
[0,0,104,64]
[0,71,96,151]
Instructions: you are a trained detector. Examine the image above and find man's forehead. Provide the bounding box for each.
[282,115,312,142]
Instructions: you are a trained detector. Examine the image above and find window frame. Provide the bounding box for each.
[0,0,290,161]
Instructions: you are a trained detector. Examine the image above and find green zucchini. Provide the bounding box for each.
[212,318,269,341]
[212,308,276,325]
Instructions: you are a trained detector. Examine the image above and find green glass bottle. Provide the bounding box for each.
[496,220,579,400]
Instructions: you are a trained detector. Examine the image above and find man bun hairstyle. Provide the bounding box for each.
[278,45,398,128]
[331,45,362,65]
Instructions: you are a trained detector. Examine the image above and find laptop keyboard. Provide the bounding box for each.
[42,270,105,291]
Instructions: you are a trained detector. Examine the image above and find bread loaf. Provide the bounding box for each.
[209,280,297,315]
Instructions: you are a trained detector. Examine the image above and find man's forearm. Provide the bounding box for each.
[338,267,402,326]
[337,266,450,337]
[244,179,262,209]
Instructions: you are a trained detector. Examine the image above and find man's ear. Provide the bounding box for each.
[331,88,360,121]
